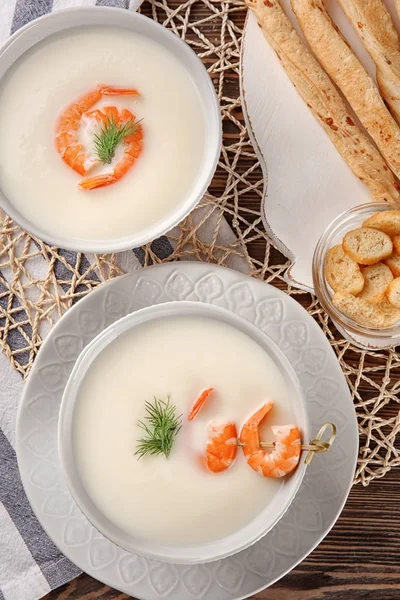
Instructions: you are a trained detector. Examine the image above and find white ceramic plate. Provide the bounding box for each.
[59,301,308,565]
[240,0,400,292]
[16,263,358,600]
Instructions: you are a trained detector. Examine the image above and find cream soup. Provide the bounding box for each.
[73,316,296,544]
[0,27,205,240]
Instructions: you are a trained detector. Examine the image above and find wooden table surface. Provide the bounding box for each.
[45,465,400,600]
[42,1,400,598]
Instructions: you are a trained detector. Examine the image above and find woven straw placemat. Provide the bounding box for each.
[0,0,399,487]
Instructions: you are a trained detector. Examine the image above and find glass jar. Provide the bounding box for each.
[313,202,400,350]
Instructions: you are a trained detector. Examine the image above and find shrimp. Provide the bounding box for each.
[55,85,140,181]
[188,388,236,472]
[202,422,238,473]
[188,388,214,421]
[240,402,301,478]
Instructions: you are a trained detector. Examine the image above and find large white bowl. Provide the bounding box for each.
[0,8,221,252]
[58,301,309,565]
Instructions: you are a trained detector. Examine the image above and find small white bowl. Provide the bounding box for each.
[0,8,221,252]
[59,301,309,564]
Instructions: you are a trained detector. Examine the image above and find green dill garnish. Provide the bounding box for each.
[93,117,142,164]
[135,397,182,460]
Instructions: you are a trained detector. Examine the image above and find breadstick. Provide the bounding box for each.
[396,0,400,21]
[337,0,400,125]
[245,0,399,202]
[290,0,400,182]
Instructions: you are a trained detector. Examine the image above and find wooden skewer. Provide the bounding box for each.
[304,422,337,465]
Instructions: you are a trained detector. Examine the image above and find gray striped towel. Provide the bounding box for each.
[0,1,249,599]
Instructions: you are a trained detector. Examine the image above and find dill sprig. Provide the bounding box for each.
[94,117,142,164]
[135,397,182,460]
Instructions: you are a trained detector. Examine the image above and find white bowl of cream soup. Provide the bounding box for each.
[0,8,221,252]
[59,301,309,564]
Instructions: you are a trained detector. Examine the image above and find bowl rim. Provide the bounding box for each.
[0,7,222,252]
[58,300,309,565]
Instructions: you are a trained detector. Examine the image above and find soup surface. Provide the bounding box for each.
[0,27,205,241]
[73,315,297,544]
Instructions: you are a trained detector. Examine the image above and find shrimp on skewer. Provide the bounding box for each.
[188,388,214,421]
[55,85,140,179]
[202,422,238,473]
[240,402,301,478]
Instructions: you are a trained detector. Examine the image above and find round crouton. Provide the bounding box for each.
[386,277,400,309]
[384,251,400,277]
[342,227,393,265]
[358,262,393,304]
[377,297,400,327]
[393,235,400,255]
[332,291,385,328]
[324,244,364,294]
[362,210,400,237]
